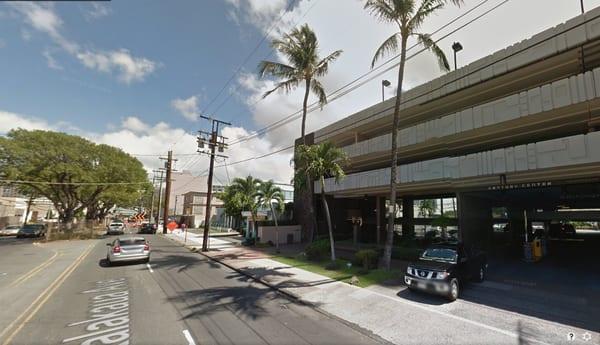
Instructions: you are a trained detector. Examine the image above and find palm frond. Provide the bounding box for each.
[364,0,397,23]
[415,33,450,71]
[314,49,343,78]
[408,0,444,31]
[262,77,301,98]
[371,32,400,68]
[310,79,328,108]
[258,60,298,79]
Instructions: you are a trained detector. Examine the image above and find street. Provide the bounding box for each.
[0,234,385,345]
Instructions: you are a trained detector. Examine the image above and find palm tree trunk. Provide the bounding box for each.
[301,78,318,243]
[383,37,408,270]
[270,202,280,251]
[301,78,311,145]
[321,177,335,261]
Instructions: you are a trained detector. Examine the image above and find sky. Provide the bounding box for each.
[1,0,599,186]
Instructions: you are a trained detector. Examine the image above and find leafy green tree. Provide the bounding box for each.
[365,0,462,269]
[258,24,342,144]
[257,180,284,250]
[294,142,348,262]
[0,129,148,225]
[417,199,438,218]
[229,176,262,239]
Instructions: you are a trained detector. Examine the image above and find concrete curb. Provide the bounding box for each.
[160,234,392,345]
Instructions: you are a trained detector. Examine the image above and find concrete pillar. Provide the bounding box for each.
[401,197,414,238]
[376,197,381,245]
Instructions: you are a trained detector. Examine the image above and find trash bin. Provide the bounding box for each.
[532,239,542,261]
[523,242,533,262]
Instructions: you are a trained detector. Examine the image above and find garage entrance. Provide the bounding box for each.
[457,182,600,331]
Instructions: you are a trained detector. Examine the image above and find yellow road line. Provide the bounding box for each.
[9,250,60,287]
[0,243,95,345]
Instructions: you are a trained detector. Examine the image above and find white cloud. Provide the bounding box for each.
[43,49,63,70]
[121,116,150,133]
[85,3,112,21]
[224,0,290,30]
[9,2,158,83]
[0,110,52,134]
[171,96,200,121]
[76,49,159,84]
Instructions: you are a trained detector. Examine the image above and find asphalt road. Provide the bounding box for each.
[0,233,385,345]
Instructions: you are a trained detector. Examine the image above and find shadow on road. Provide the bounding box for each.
[396,288,449,306]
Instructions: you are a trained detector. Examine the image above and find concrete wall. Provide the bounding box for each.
[318,131,600,193]
[257,225,301,245]
[315,7,600,142]
[342,68,600,159]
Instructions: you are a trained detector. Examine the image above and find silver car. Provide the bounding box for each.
[106,221,125,235]
[0,225,21,236]
[106,237,150,265]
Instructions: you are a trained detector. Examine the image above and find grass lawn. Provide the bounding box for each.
[271,255,402,288]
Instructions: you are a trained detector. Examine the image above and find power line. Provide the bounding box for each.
[226,0,500,146]
[200,0,299,116]
[212,0,322,120]
[191,0,510,170]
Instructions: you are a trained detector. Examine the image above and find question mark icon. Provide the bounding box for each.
[567,332,575,341]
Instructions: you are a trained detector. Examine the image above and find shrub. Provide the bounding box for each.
[355,249,379,271]
[325,261,340,270]
[305,239,330,261]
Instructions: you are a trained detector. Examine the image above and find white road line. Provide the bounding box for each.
[182,330,196,345]
[146,263,154,273]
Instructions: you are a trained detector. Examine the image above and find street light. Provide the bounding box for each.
[452,42,463,70]
[381,79,391,102]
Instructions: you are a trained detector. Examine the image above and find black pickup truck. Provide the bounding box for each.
[404,242,487,301]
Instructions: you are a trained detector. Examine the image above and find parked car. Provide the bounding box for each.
[16,224,47,238]
[106,237,150,265]
[106,221,125,235]
[0,225,21,236]
[138,223,157,234]
[404,242,487,301]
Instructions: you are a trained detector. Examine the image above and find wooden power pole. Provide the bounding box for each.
[160,151,176,234]
[197,115,230,251]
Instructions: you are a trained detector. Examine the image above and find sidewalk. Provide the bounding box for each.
[162,233,585,345]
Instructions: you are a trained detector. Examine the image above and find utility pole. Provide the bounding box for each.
[160,151,176,234]
[197,115,230,252]
[153,169,165,227]
[149,174,157,224]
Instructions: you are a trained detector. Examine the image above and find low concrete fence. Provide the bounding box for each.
[257,225,301,245]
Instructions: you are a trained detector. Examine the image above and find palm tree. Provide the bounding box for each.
[257,180,285,251]
[365,0,462,269]
[258,24,343,144]
[230,176,262,240]
[294,142,348,262]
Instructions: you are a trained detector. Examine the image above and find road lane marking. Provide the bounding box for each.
[64,278,131,344]
[182,330,196,345]
[146,263,154,273]
[0,243,94,345]
[9,250,60,287]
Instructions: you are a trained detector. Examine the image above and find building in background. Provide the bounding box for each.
[182,191,227,228]
[0,186,57,228]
